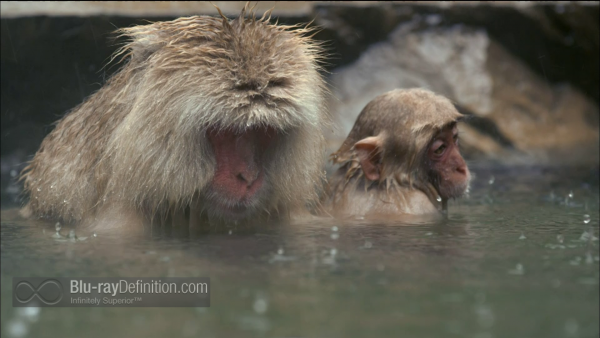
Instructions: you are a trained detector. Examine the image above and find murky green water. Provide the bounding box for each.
[1,165,598,338]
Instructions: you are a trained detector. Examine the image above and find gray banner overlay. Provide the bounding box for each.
[13,277,210,307]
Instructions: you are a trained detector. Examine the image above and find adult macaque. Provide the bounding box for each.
[325,88,471,219]
[20,5,328,232]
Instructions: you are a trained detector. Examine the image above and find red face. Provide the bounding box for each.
[205,126,277,219]
[426,123,470,200]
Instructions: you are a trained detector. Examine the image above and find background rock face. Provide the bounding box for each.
[1,2,598,203]
[328,23,495,139]
[327,21,599,164]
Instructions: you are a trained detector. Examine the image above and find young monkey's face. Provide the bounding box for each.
[426,123,471,199]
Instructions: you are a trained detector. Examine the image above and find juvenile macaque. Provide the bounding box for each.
[20,5,328,231]
[325,88,470,219]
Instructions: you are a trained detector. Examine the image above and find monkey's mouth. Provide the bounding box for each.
[206,125,276,218]
[204,192,265,220]
[439,170,471,199]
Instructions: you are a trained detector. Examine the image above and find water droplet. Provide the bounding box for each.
[330,248,337,256]
[579,231,598,242]
[488,176,495,185]
[585,252,594,264]
[277,248,284,255]
[556,234,564,243]
[564,319,579,336]
[93,233,97,238]
[583,214,591,224]
[228,230,232,235]
[55,222,62,232]
[63,200,68,204]
[19,307,41,321]
[10,169,17,177]
[7,319,27,338]
[508,263,524,275]
[568,190,574,199]
[330,233,339,240]
[519,233,526,240]
[363,241,372,249]
[37,188,41,192]
[474,304,495,329]
[331,226,338,232]
[436,196,442,202]
[253,298,268,314]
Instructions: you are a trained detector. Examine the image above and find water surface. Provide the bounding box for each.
[1,165,599,338]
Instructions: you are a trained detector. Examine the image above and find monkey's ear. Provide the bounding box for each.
[354,135,384,182]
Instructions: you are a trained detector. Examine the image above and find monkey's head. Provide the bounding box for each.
[102,8,327,221]
[332,88,470,205]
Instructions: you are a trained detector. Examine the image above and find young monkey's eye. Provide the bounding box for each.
[434,144,446,155]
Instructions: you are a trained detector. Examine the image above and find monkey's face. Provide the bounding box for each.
[204,126,278,219]
[426,123,471,200]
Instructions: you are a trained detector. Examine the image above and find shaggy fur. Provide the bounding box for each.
[325,88,464,218]
[20,6,328,225]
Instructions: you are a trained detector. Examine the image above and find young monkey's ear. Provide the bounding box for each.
[354,134,385,182]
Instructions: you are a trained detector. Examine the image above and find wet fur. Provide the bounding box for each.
[325,88,466,218]
[20,7,328,227]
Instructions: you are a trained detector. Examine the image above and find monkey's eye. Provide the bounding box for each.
[434,144,446,155]
[235,82,258,91]
[268,78,288,88]
[430,140,446,157]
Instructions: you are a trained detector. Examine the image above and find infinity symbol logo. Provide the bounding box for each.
[15,279,63,305]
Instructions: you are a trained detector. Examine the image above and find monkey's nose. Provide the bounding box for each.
[456,165,468,175]
[237,170,259,187]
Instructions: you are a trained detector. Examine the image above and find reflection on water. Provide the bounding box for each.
[1,165,599,338]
